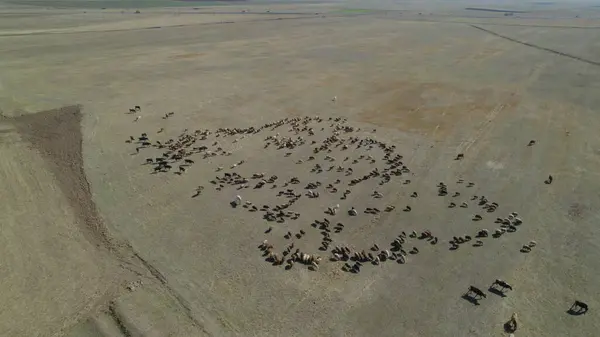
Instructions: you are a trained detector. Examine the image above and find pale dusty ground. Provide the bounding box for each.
[1,1,600,336]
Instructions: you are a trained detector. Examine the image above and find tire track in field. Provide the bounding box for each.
[470,24,600,67]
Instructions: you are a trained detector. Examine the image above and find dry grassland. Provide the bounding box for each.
[1,1,600,336]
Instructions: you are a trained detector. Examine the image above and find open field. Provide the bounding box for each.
[1,0,600,336]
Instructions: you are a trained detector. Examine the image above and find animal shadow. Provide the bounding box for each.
[567,306,588,315]
[461,294,480,306]
[488,287,507,298]
[567,308,587,316]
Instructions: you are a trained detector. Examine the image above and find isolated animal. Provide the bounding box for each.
[570,300,589,314]
[492,279,513,291]
[466,286,487,299]
[504,312,518,333]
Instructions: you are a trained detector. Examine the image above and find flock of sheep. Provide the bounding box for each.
[124,106,589,327]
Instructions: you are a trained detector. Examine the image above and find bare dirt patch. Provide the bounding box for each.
[170,52,206,59]
[567,202,587,220]
[9,106,116,250]
[359,81,520,137]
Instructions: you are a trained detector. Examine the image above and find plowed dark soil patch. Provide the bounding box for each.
[10,105,115,251]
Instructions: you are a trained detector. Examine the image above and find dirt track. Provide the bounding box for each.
[1,1,600,336]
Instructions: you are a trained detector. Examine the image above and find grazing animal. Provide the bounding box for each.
[520,245,532,253]
[570,300,589,314]
[492,279,513,291]
[528,140,536,146]
[372,191,383,199]
[232,195,242,206]
[466,286,487,299]
[504,312,518,333]
[420,230,432,239]
[392,238,404,247]
[545,175,553,184]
